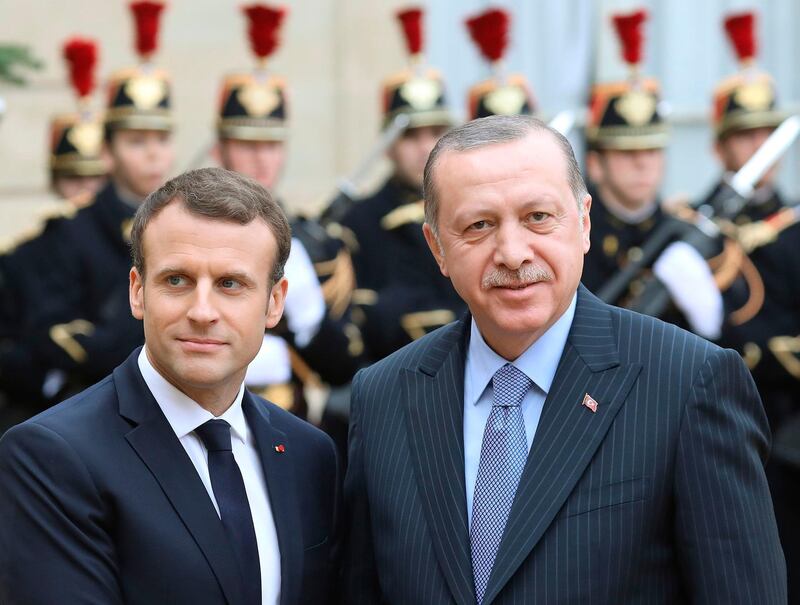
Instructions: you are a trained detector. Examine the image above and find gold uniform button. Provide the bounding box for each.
[627,247,643,262]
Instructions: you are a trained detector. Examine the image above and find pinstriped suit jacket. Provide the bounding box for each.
[340,285,786,604]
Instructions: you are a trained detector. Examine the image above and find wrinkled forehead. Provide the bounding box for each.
[436,135,570,196]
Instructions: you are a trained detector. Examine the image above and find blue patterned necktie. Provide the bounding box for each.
[195,419,261,605]
[470,363,531,605]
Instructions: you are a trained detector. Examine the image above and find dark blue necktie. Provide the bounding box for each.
[195,419,261,605]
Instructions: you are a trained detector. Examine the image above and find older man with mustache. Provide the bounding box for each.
[338,115,785,604]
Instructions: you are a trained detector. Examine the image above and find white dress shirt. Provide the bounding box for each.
[463,294,577,528]
[138,347,280,605]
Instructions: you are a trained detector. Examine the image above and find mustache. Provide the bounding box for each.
[481,264,553,289]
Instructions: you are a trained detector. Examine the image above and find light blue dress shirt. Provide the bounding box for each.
[463,294,577,528]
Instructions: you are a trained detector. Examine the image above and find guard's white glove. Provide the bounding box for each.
[653,241,723,340]
[282,238,325,348]
[245,334,292,387]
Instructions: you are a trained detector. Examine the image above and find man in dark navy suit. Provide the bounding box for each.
[339,116,786,604]
[0,168,338,604]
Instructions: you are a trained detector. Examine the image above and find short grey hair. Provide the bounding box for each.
[422,115,588,235]
[131,167,291,283]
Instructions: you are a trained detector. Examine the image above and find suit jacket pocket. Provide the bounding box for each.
[557,477,649,519]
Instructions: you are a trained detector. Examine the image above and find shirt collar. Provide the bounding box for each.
[137,347,248,444]
[464,292,577,407]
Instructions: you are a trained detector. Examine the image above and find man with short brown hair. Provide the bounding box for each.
[0,167,339,604]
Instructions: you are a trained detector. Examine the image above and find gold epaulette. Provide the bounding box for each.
[735,206,800,253]
[0,198,83,255]
[380,200,425,230]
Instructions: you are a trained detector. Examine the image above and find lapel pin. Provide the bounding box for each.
[581,393,599,413]
[274,444,286,453]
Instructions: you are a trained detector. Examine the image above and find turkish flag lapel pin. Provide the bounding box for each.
[581,393,599,413]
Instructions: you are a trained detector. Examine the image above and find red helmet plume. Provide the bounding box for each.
[130,1,166,59]
[611,9,648,66]
[396,7,423,56]
[63,38,98,99]
[465,8,510,63]
[242,4,288,60]
[724,12,756,63]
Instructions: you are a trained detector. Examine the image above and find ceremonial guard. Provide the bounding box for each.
[0,37,108,426]
[213,3,363,419]
[4,1,175,413]
[700,14,800,597]
[339,7,465,363]
[581,9,726,341]
[464,7,535,120]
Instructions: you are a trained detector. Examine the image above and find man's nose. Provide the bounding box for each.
[186,283,220,325]
[493,222,534,270]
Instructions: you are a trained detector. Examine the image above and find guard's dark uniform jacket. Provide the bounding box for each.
[699,179,787,224]
[581,185,679,296]
[0,204,82,425]
[0,184,142,432]
[26,182,145,390]
[340,177,466,362]
[580,186,750,338]
[720,211,800,432]
[719,210,800,601]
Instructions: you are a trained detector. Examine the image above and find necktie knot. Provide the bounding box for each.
[491,363,531,408]
[195,419,233,452]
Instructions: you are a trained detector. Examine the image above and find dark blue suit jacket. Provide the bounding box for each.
[0,348,339,605]
[340,286,786,604]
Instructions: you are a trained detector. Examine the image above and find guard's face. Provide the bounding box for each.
[107,129,175,198]
[424,133,591,359]
[53,174,107,201]
[587,148,664,211]
[715,126,777,186]
[388,125,448,190]
[218,139,286,191]
[129,202,287,406]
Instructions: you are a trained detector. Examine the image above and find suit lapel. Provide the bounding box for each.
[115,353,244,605]
[482,289,642,604]
[402,320,476,605]
[243,394,301,605]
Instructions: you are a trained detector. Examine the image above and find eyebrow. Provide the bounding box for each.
[153,266,186,280]
[455,198,558,220]
[153,267,257,284]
